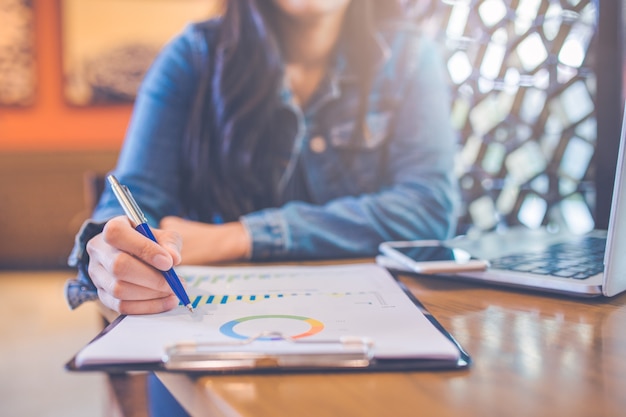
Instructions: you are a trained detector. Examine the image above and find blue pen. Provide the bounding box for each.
[107,174,194,313]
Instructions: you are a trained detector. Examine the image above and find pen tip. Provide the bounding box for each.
[185,304,194,313]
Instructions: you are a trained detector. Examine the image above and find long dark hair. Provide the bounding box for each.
[181,0,406,222]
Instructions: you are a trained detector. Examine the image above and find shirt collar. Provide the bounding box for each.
[278,26,392,108]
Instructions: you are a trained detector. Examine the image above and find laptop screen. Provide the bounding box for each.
[622,1,626,108]
[602,103,626,296]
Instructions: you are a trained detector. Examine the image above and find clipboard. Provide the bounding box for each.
[66,264,471,374]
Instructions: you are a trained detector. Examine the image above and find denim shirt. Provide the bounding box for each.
[69,18,459,282]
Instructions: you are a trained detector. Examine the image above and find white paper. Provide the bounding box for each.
[75,263,460,366]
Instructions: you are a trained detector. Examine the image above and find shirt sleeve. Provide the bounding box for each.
[90,23,201,227]
[65,24,202,307]
[65,219,106,309]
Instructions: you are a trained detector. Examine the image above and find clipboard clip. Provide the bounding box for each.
[163,331,374,371]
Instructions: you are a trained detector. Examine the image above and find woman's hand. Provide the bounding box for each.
[86,216,183,315]
[159,216,251,265]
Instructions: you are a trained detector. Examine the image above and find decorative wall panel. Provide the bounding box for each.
[412,0,598,234]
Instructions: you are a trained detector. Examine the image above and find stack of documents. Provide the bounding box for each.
[69,264,469,372]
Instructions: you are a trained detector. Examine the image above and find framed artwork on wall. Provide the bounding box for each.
[60,0,218,106]
[0,0,36,107]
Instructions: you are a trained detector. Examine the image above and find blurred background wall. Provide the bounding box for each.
[1,0,125,269]
[0,0,214,269]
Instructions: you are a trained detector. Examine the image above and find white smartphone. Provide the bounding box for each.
[378,240,490,274]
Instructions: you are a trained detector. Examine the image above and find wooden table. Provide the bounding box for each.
[156,271,626,417]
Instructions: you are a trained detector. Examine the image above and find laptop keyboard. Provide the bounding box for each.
[489,237,605,280]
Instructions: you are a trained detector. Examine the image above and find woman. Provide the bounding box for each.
[67,0,459,315]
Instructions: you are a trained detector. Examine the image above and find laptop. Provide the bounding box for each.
[377,107,626,298]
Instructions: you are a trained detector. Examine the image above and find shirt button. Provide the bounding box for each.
[309,135,327,153]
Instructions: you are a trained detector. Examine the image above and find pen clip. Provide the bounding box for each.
[107,175,147,226]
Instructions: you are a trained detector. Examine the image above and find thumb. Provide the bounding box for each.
[154,229,183,266]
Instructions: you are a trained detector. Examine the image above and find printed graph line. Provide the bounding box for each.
[186,291,386,308]
[181,272,299,287]
[179,270,357,287]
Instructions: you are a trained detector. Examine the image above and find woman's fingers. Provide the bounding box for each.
[97,288,179,315]
[87,259,170,299]
[86,215,185,314]
[152,228,183,266]
[101,216,181,271]
[89,255,179,314]
[87,243,179,314]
